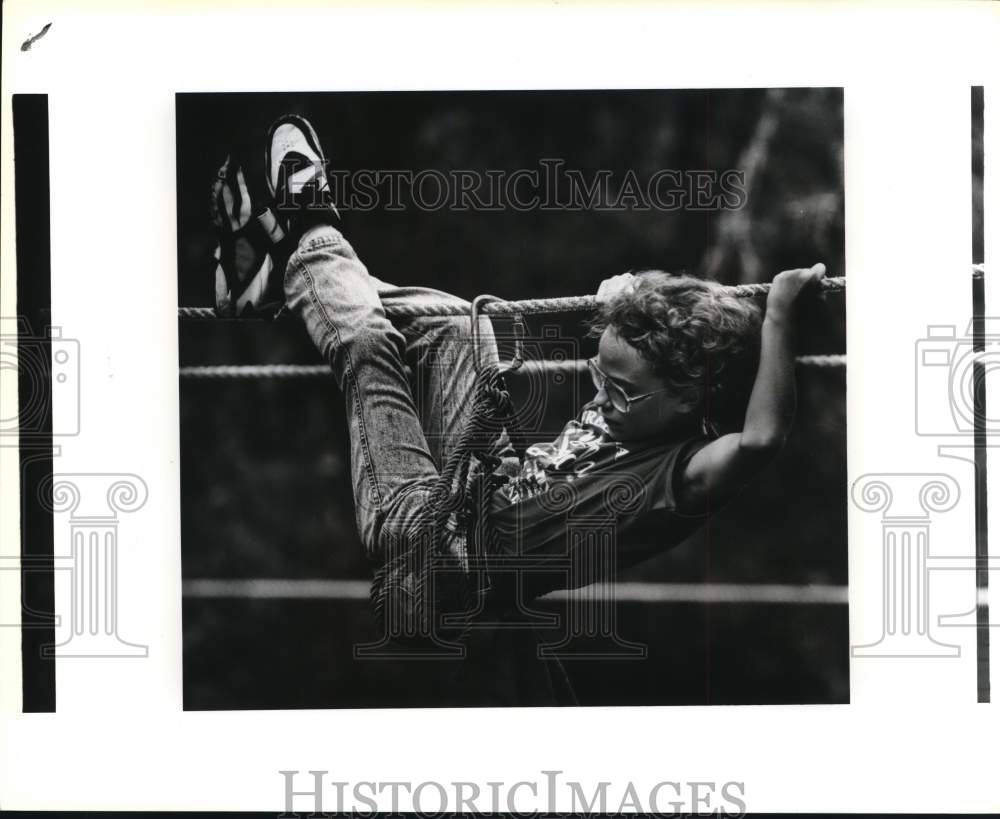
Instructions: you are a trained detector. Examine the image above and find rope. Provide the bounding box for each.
[791,354,846,368]
[519,354,847,373]
[368,364,515,643]
[182,577,849,605]
[180,364,332,379]
[178,276,846,321]
[179,354,846,380]
[179,306,220,320]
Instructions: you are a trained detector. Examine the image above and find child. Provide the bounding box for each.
[211,114,825,684]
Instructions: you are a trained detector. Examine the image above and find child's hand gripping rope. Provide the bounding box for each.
[764,263,827,322]
[595,271,639,304]
[675,262,828,511]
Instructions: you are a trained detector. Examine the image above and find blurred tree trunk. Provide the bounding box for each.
[701,88,785,283]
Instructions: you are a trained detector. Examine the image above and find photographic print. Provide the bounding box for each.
[176,89,847,709]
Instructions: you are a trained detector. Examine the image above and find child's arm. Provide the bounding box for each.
[676,263,826,511]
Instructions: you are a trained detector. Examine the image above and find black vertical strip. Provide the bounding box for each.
[970,86,989,703]
[13,94,56,712]
[972,87,984,265]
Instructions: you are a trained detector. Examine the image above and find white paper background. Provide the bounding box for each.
[1,0,998,812]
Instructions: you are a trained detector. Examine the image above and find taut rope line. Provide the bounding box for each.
[178,276,847,321]
[179,355,845,380]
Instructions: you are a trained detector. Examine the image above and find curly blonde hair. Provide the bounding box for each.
[589,270,763,430]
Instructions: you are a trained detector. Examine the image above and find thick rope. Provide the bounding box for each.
[369,365,513,643]
[518,354,847,372]
[179,306,224,320]
[180,364,333,379]
[179,354,845,380]
[178,276,846,321]
[789,354,846,368]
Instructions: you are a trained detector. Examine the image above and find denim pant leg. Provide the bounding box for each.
[368,281,501,470]
[282,224,504,567]
[282,225,441,561]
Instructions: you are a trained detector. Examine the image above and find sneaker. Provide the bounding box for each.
[265,114,339,233]
[210,155,289,318]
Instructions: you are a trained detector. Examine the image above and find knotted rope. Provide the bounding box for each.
[369,364,519,644]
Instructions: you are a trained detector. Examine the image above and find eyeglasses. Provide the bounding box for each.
[586,357,672,414]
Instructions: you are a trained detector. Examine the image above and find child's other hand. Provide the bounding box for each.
[765,263,826,321]
[596,272,638,304]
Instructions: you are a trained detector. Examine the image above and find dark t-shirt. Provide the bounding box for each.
[486,406,710,600]
[441,409,710,706]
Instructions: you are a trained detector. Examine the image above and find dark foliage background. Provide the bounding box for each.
[177,89,847,708]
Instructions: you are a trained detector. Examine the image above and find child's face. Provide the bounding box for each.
[591,328,697,442]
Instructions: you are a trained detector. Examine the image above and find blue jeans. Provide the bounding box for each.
[282,224,576,705]
[282,223,500,565]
